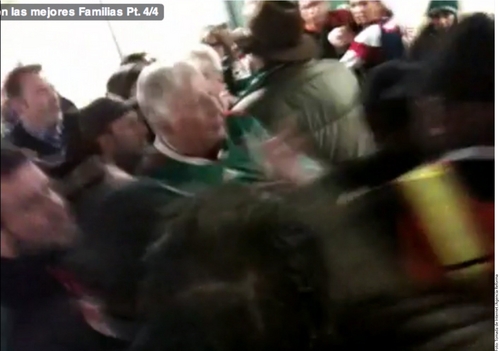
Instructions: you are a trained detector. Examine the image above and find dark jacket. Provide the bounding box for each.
[304,28,342,60]
[55,157,137,231]
[60,96,79,114]
[1,255,126,351]
[232,60,375,162]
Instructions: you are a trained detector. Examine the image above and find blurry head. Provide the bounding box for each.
[64,180,175,324]
[186,44,226,99]
[299,0,329,29]
[137,184,331,350]
[80,98,148,172]
[349,0,386,26]
[362,60,422,150]
[136,60,225,157]
[3,64,61,132]
[1,145,77,257]
[426,1,458,31]
[417,13,494,152]
[200,24,232,59]
[429,10,457,30]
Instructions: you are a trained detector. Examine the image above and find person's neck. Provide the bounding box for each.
[21,117,59,136]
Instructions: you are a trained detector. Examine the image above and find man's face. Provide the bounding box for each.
[1,162,77,256]
[349,0,384,26]
[299,0,329,28]
[16,72,61,128]
[431,11,456,30]
[204,70,226,100]
[108,110,149,155]
[170,72,226,151]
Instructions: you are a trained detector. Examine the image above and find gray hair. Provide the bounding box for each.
[136,60,198,124]
[185,44,222,78]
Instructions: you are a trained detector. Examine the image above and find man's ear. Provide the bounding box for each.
[10,97,27,115]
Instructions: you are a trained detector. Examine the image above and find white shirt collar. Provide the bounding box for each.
[153,137,217,166]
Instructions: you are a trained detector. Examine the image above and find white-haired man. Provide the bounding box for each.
[135,59,267,194]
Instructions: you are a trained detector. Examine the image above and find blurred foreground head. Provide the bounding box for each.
[362,60,422,150]
[64,180,177,324]
[134,184,331,350]
[416,13,494,153]
[1,144,77,257]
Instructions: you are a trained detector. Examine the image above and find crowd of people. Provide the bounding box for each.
[0,0,495,350]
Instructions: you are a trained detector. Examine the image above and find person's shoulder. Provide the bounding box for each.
[294,59,360,99]
[100,178,185,216]
[311,58,354,74]
[59,96,79,114]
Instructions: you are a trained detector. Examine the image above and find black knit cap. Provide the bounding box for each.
[362,60,422,132]
[79,97,134,140]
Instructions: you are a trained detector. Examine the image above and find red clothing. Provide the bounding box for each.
[304,9,354,33]
[341,18,403,70]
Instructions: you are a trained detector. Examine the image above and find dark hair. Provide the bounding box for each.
[362,60,422,139]
[138,184,331,350]
[1,143,29,178]
[106,63,146,100]
[121,52,155,66]
[2,64,42,99]
[79,97,134,142]
[420,13,494,103]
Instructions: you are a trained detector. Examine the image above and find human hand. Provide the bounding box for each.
[261,128,324,185]
[328,26,354,48]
